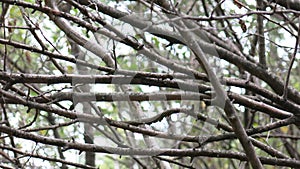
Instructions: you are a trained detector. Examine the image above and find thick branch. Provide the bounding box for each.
[0,125,299,167]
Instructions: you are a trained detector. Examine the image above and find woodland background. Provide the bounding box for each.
[0,0,300,168]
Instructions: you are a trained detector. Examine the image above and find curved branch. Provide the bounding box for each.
[44,0,114,67]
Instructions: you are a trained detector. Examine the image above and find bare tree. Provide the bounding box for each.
[0,0,299,168]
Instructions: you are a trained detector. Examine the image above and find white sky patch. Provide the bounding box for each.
[222,0,248,14]
[133,133,144,140]
[94,136,117,147]
[140,85,160,92]
[151,118,169,131]
[140,101,151,111]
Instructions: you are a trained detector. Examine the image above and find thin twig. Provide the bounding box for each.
[283,16,300,100]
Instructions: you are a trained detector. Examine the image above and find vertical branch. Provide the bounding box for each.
[65,13,96,169]
[46,113,68,169]
[70,39,96,166]
[1,3,9,72]
[257,0,267,68]
[283,16,300,100]
[249,33,258,56]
